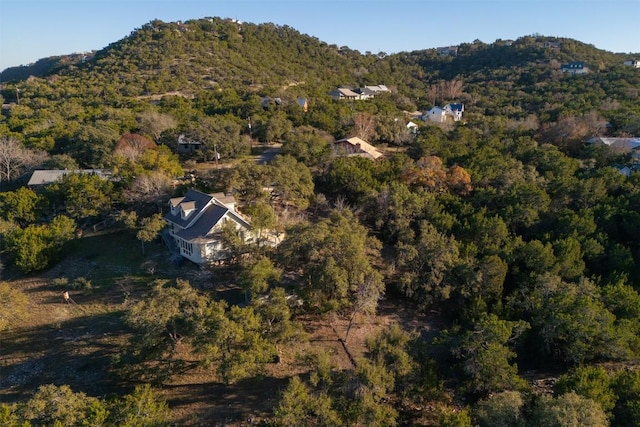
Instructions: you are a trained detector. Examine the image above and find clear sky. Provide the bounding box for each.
[1,0,639,72]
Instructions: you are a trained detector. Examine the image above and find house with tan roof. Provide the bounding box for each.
[329,88,361,100]
[333,137,383,160]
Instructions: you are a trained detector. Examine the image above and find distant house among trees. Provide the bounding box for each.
[176,134,203,155]
[423,103,465,123]
[333,137,383,160]
[27,169,111,187]
[561,61,590,75]
[329,87,362,101]
[164,189,255,265]
[436,46,458,56]
[330,85,390,101]
[297,98,309,112]
[354,85,391,98]
[586,136,640,154]
[623,59,640,68]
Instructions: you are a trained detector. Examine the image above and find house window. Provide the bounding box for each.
[180,239,193,256]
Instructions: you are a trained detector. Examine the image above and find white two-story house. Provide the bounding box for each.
[165,189,254,264]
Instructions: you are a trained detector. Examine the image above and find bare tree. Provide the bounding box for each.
[352,112,377,141]
[0,137,46,189]
[442,78,465,101]
[124,171,174,210]
[137,111,178,142]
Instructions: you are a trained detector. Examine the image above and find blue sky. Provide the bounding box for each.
[1,0,639,72]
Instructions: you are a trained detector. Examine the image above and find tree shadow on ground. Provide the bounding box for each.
[1,311,129,403]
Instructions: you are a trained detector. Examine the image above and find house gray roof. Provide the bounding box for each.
[175,204,228,241]
[165,189,215,229]
[166,189,249,243]
[27,169,111,186]
[586,137,640,151]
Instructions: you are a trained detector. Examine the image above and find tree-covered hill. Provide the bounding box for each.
[0,18,638,170]
[0,52,94,82]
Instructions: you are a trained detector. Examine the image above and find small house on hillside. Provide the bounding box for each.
[425,107,446,122]
[543,41,561,48]
[586,137,640,153]
[623,59,640,68]
[297,98,309,112]
[177,134,203,155]
[444,103,464,121]
[436,46,458,56]
[561,61,590,75]
[164,189,255,265]
[329,88,361,101]
[333,137,383,160]
[27,169,112,187]
[424,103,464,123]
[355,85,391,98]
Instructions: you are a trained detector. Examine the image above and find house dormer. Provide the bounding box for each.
[180,201,196,219]
[169,197,185,215]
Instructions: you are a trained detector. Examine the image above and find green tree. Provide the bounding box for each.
[113,384,170,427]
[4,215,76,273]
[531,392,609,427]
[270,155,314,210]
[136,213,166,255]
[122,279,208,381]
[256,110,293,143]
[238,255,282,300]
[277,209,384,313]
[554,365,616,413]
[521,274,623,364]
[450,313,529,396]
[0,187,47,225]
[193,301,277,384]
[49,172,114,220]
[243,201,278,246]
[340,357,400,426]
[612,369,640,427]
[190,114,248,160]
[252,287,308,348]
[473,391,525,427]
[437,404,473,427]
[281,125,332,166]
[0,403,22,427]
[396,220,461,307]
[135,145,183,178]
[18,384,108,427]
[274,376,341,427]
[365,324,417,381]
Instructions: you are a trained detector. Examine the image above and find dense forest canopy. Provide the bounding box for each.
[1,16,640,426]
